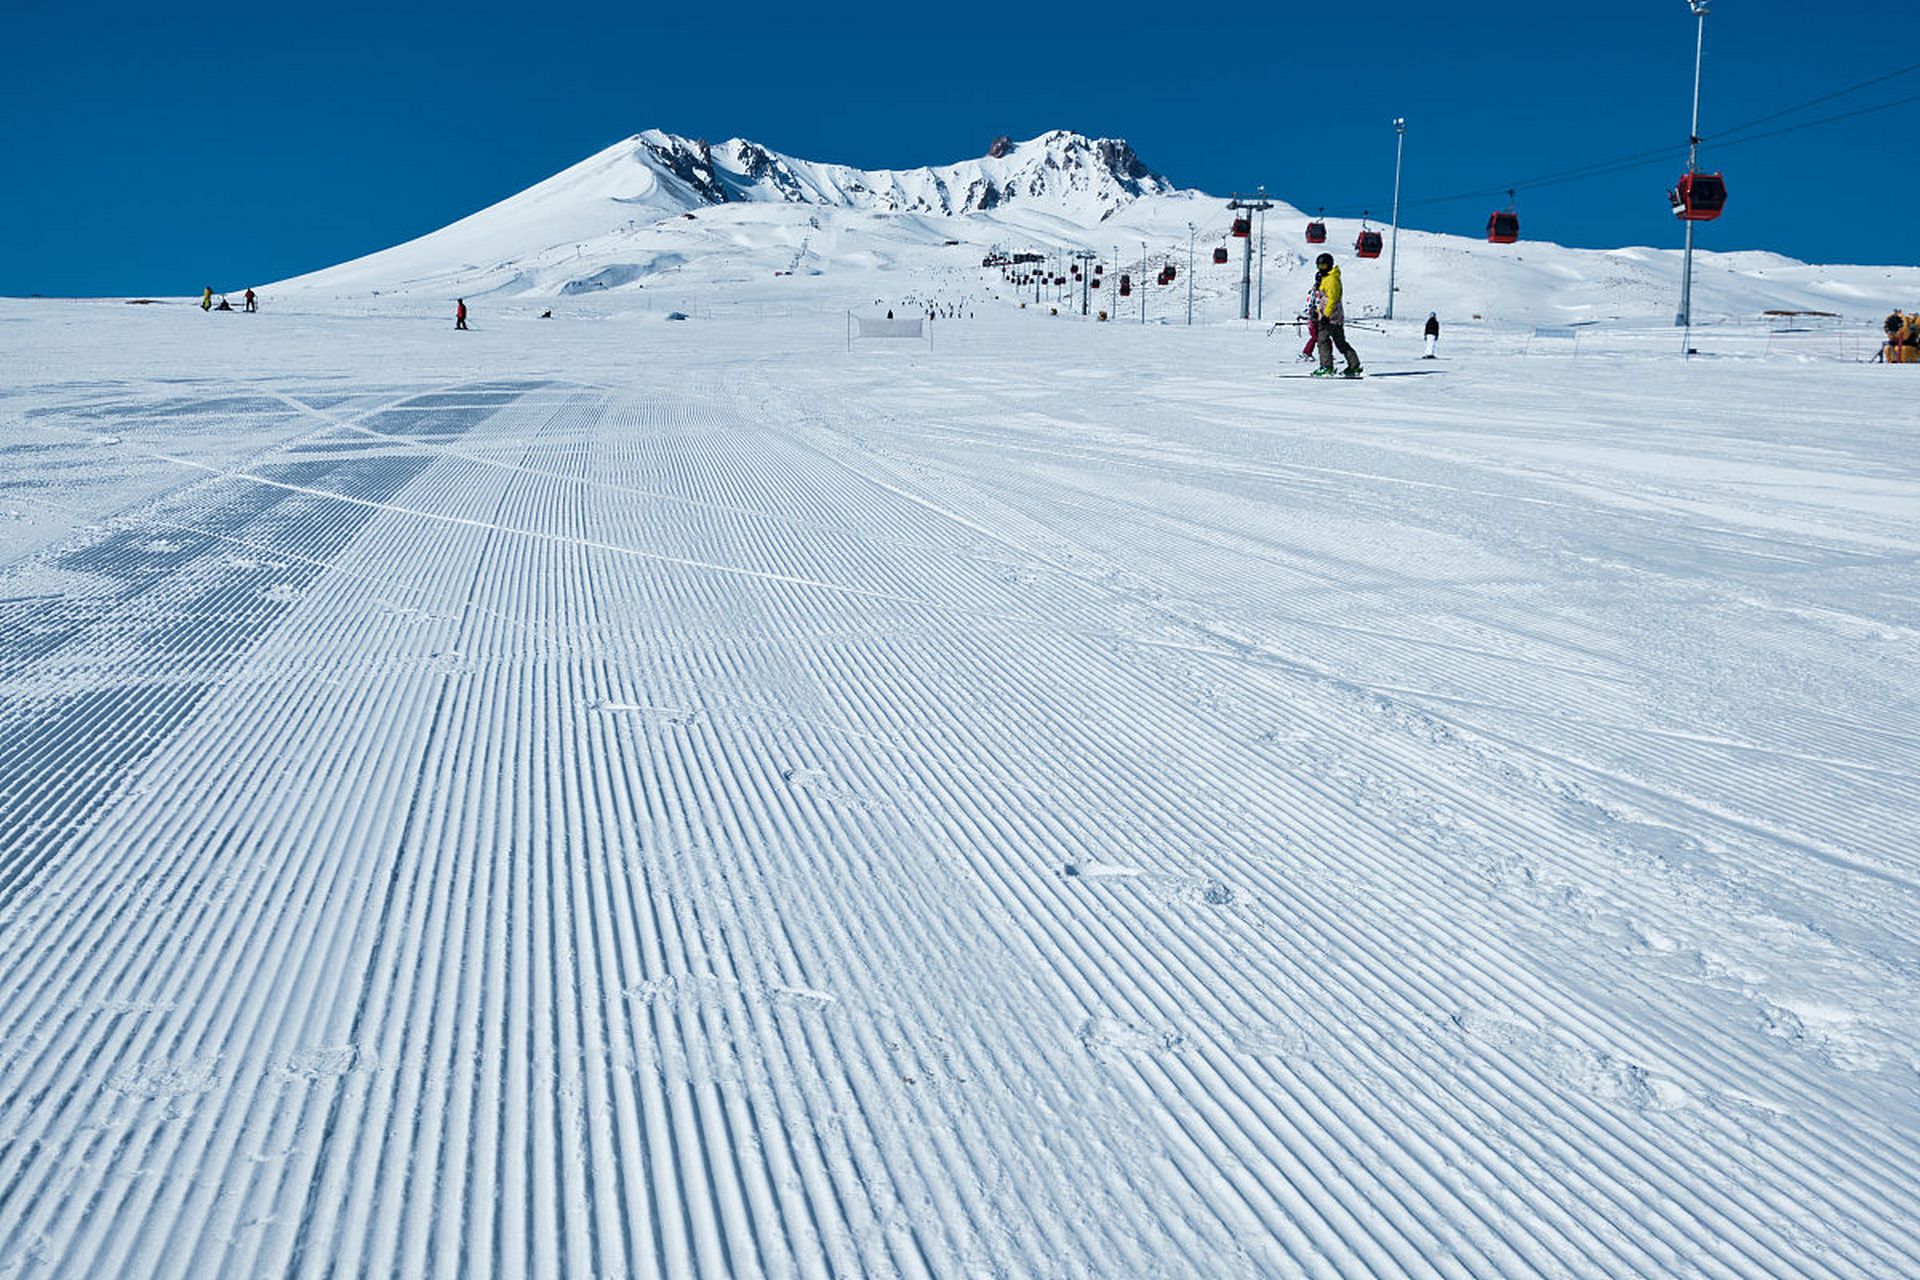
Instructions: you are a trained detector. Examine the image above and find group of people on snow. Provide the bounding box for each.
[1296,253,1443,374]
[200,286,257,313]
[194,286,482,329]
[1304,253,1363,377]
[877,295,976,321]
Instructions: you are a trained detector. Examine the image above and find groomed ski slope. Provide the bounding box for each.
[2,299,1918,1278]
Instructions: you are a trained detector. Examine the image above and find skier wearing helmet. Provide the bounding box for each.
[1310,252,1362,378]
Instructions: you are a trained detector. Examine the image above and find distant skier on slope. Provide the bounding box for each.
[201,286,213,312]
[455,298,468,331]
[1424,311,1440,359]
[244,288,257,313]
[1310,253,1361,378]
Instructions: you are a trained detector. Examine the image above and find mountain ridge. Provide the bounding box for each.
[625,128,1176,217]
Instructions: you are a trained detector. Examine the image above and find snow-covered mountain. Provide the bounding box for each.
[273,128,1919,326]
[275,130,1181,298]
[637,129,1173,217]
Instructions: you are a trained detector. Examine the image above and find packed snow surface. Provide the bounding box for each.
[2,284,1918,1280]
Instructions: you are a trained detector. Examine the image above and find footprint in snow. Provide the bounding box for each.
[108,1056,219,1102]
[771,984,837,1009]
[1197,881,1235,907]
[597,702,701,727]
[625,973,836,1016]
[276,1045,360,1082]
[1062,861,1143,880]
[84,996,176,1015]
[1230,1021,1314,1060]
[1448,1007,1692,1114]
[1078,1016,1186,1061]
[780,765,881,812]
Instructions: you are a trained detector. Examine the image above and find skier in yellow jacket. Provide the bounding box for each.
[1310,252,1362,378]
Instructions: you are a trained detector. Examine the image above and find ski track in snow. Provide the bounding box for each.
[1,304,1917,1278]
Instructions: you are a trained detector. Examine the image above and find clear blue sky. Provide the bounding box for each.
[4,0,1915,296]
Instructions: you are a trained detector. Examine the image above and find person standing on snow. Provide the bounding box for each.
[1299,277,1321,361]
[201,286,213,312]
[455,298,468,331]
[243,288,257,313]
[1310,252,1361,378]
[1423,311,1440,359]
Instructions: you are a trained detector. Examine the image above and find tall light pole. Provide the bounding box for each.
[1256,185,1267,320]
[1386,117,1406,321]
[1186,223,1195,325]
[1140,240,1148,324]
[1676,0,1710,331]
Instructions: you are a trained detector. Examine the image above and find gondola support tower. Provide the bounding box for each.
[1677,0,1710,334]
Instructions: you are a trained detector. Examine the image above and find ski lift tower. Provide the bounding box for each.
[1073,249,1098,316]
[1226,193,1274,321]
[1677,0,1711,332]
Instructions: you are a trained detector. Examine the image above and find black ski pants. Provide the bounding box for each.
[1316,320,1360,372]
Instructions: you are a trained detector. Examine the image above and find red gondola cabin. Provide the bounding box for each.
[1669,171,1727,221]
[1487,210,1520,244]
[1305,220,1327,245]
[1212,247,1229,264]
[1355,230,1384,259]
[1231,217,1252,238]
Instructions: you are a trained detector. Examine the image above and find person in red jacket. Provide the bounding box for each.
[243,288,257,313]
[454,298,468,331]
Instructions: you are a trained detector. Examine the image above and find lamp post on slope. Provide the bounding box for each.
[1256,186,1266,320]
[1386,117,1405,321]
